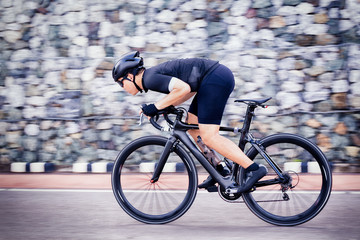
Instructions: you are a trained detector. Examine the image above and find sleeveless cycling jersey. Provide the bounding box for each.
[142,58,219,93]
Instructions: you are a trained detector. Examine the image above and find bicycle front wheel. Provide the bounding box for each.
[241,133,332,226]
[112,135,198,224]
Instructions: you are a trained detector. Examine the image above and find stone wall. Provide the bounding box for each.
[0,0,359,171]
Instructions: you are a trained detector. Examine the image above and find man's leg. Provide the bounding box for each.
[198,124,267,193]
[198,124,253,168]
[187,113,228,189]
[186,112,200,142]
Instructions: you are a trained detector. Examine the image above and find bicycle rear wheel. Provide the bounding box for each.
[241,133,332,226]
[112,135,198,224]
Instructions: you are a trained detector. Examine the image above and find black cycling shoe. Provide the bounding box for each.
[198,175,217,189]
[198,164,230,189]
[226,165,268,194]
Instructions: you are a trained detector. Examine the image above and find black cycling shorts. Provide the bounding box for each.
[188,64,234,125]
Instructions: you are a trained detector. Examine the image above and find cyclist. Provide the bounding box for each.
[112,51,267,193]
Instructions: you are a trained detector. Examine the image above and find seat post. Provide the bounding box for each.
[238,104,256,151]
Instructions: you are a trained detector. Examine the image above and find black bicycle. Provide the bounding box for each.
[111,97,332,226]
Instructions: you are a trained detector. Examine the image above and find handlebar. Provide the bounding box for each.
[145,105,184,131]
[150,117,164,131]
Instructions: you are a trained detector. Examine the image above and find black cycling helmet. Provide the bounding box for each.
[112,51,144,82]
[112,51,144,92]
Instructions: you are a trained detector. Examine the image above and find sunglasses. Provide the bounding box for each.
[116,76,132,87]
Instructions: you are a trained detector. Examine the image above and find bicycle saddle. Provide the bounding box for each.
[234,97,272,106]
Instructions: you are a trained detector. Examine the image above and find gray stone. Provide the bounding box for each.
[342,115,357,132]
[303,90,330,103]
[349,96,360,108]
[283,0,302,6]
[231,1,251,16]
[64,78,81,90]
[319,115,339,128]
[99,130,113,141]
[278,57,295,70]
[276,92,302,109]
[26,96,47,107]
[23,151,37,162]
[306,66,326,77]
[97,149,118,161]
[155,10,177,23]
[332,80,349,93]
[22,136,38,151]
[304,24,328,35]
[299,126,316,138]
[327,59,345,71]
[238,67,253,81]
[2,9,16,23]
[296,2,315,14]
[209,23,228,40]
[87,46,106,59]
[97,121,113,130]
[7,85,24,107]
[331,135,350,148]
[314,100,332,112]
[281,81,303,92]
[349,70,360,83]
[350,82,360,95]
[252,0,272,9]
[1,0,12,8]
[79,147,98,162]
[128,36,146,49]
[24,124,40,136]
[278,6,296,16]
[83,129,98,143]
[39,152,53,162]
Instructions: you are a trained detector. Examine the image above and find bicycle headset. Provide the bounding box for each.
[112,51,144,93]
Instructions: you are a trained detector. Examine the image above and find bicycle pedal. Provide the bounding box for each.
[206,185,218,192]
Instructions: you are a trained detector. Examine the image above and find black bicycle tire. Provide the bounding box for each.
[241,133,332,226]
[111,135,198,224]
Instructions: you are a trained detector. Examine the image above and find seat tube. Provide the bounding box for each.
[239,105,255,151]
[150,136,177,183]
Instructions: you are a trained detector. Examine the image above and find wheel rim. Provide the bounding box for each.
[242,135,332,226]
[112,137,197,224]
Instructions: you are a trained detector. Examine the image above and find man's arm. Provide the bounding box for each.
[154,78,193,109]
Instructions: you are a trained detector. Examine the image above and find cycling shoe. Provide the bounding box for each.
[226,165,268,194]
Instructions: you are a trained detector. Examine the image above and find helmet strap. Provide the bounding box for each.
[131,71,143,93]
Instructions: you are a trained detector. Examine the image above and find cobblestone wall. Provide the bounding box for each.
[0,0,359,171]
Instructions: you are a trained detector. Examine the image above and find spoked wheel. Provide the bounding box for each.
[240,133,332,226]
[112,136,198,224]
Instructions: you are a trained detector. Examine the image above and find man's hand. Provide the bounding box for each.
[141,104,159,117]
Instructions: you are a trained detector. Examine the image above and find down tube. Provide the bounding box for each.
[173,130,233,188]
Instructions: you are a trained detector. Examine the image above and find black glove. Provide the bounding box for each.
[141,104,159,117]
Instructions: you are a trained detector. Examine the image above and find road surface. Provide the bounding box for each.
[0,188,359,240]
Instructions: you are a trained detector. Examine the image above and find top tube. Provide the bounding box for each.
[148,97,272,133]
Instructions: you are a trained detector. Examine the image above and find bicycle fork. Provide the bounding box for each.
[150,136,177,183]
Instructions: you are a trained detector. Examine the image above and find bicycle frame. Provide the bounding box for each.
[113,97,332,226]
[150,102,286,190]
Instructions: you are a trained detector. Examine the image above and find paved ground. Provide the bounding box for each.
[0,189,359,240]
[1,173,359,239]
[0,173,359,190]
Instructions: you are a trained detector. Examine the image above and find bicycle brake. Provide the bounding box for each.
[138,113,144,126]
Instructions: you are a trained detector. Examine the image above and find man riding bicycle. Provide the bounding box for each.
[112,51,267,193]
